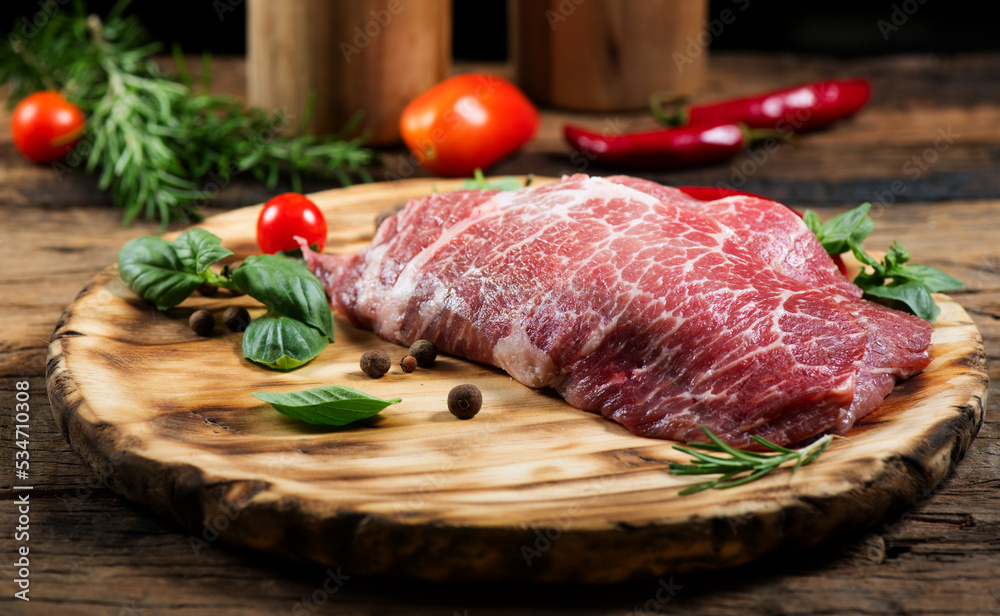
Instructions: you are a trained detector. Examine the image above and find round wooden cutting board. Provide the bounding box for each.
[46,178,987,583]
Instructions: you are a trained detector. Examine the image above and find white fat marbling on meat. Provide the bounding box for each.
[493,326,562,388]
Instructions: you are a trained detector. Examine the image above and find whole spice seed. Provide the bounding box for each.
[448,384,482,419]
[189,309,214,336]
[408,339,438,367]
[360,350,391,378]
[400,355,417,373]
[196,281,219,297]
[223,306,251,333]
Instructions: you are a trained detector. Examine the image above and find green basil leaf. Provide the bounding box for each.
[848,241,883,273]
[808,203,874,255]
[853,268,884,290]
[251,386,401,425]
[232,255,335,341]
[809,204,961,323]
[802,209,823,236]
[173,228,233,275]
[863,281,940,322]
[883,241,910,270]
[461,168,526,192]
[242,314,329,370]
[117,236,203,311]
[889,264,964,292]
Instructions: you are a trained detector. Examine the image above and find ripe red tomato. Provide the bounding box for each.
[10,91,86,164]
[399,73,539,177]
[256,193,328,254]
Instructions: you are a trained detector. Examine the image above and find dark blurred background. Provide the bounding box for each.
[3,1,997,59]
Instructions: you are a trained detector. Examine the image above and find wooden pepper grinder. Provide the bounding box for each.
[515,0,708,111]
[247,0,452,146]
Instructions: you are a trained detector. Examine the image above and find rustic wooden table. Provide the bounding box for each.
[2,53,999,615]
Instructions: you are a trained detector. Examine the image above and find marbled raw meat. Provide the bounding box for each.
[604,176,933,434]
[303,175,928,446]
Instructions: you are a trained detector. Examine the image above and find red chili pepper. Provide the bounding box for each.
[653,79,871,133]
[675,186,765,201]
[676,185,849,276]
[564,122,776,170]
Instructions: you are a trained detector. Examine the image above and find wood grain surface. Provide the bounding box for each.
[5,51,1000,615]
[45,178,987,583]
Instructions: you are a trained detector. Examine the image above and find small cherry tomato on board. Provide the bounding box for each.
[399,73,539,177]
[256,193,328,254]
[10,91,86,164]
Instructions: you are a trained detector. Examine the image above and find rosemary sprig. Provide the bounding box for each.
[668,426,834,495]
[1,1,376,229]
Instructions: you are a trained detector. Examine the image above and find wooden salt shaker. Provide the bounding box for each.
[247,0,451,146]
[514,0,708,111]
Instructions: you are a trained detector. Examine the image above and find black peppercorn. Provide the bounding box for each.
[408,339,437,367]
[448,384,482,419]
[400,355,417,373]
[360,350,391,378]
[223,306,251,332]
[189,309,214,337]
[196,281,218,297]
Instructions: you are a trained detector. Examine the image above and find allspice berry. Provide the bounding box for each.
[196,281,218,297]
[223,306,251,333]
[189,309,214,337]
[448,384,482,419]
[400,355,417,373]
[360,350,391,378]
[408,339,438,367]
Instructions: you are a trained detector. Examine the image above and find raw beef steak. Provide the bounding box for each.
[303,175,929,446]
[603,176,933,434]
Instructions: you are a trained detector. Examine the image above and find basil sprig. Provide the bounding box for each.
[461,168,531,192]
[117,229,333,370]
[231,255,335,340]
[242,314,329,371]
[252,386,401,425]
[803,203,963,322]
[118,237,203,311]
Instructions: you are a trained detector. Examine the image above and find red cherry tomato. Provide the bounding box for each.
[10,91,86,164]
[256,193,328,254]
[399,73,539,177]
